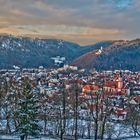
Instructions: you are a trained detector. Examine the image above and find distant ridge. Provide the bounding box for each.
[72,40,140,71]
[0,34,112,69]
[0,34,140,71]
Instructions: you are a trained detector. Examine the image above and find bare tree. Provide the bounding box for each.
[60,80,66,140]
[89,89,112,140]
[127,99,140,136]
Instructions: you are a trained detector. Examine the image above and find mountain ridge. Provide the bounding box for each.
[0,34,140,71]
[0,34,112,69]
[72,39,140,71]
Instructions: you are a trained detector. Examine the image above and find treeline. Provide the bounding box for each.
[0,77,140,140]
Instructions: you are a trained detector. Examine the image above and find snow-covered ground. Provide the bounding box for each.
[0,135,140,140]
[0,135,55,140]
[126,138,140,140]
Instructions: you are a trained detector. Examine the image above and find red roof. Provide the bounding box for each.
[114,108,127,116]
[104,81,118,88]
[134,96,140,103]
[83,85,99,92]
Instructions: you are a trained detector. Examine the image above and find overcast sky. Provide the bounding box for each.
[0,0,140,45]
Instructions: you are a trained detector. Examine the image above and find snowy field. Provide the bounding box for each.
[0,135,55,140]
[0,135,140,140]
[126,138,140,140]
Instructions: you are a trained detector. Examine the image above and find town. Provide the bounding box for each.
[0,65,140,140]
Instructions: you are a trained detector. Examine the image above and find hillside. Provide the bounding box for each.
[0,35,112,69]
[1,35,140,71]
[73,39,140,71]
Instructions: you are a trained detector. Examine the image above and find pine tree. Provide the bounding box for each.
[15,80,41,140]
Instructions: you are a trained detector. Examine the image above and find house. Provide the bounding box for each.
[111,107,127,121]
[82,84,100,94]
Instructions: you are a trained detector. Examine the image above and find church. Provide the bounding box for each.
[103,74,130,96]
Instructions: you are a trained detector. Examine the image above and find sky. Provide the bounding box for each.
[0,0,140,45]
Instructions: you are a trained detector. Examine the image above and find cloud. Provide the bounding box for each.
[0,24,124,45]
[107,0,134,9]
[0,0,139,44]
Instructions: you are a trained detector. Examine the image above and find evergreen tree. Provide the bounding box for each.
[15,80,41,140]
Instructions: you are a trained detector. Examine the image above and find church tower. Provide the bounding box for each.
[116,73,123,92]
